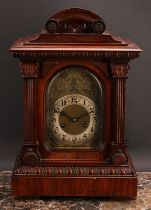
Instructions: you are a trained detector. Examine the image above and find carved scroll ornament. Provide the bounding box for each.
[45,8,106,34]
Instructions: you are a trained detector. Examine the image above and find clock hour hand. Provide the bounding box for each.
[60,111,89,122]
[60,111,73,120]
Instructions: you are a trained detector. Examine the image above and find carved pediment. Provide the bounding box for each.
[26,8,125,46]
[45,8,106,34]
[10,8,142,60]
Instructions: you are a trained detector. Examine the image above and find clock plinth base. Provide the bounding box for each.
[12,175,137,197]
[12,154,137,198]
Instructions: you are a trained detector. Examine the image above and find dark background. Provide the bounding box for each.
[0,0,150,170]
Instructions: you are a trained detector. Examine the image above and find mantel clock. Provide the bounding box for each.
[10,8,142,197]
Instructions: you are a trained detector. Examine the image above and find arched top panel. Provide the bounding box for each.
[45,8,106,34]
[51,8,101,22]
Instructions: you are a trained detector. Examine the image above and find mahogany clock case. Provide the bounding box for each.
[10,8,142,197]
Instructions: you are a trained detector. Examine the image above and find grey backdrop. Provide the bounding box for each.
[0,0,150,170]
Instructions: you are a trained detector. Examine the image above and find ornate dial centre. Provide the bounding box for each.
[59,104,90,135]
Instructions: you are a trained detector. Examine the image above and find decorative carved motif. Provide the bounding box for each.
[64,22,87,33]
[111,64,129,78]
[46,19,106,34]
[93,20,106,34]
[45,20,58,34]
[111,149,127,165]
[12,51,140,60]
[14,166,135,176]
[22,148,40,166]
[20,63,40,78]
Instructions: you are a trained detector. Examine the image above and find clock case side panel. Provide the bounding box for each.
[37,60,112,166]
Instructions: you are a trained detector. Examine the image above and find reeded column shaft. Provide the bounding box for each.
[20,63,39,144]
[111,64,129,144]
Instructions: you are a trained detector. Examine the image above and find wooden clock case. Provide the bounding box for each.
[10,8,142,197]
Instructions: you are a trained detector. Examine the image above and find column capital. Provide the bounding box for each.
[20,62,40,78]
[111,63,129,78]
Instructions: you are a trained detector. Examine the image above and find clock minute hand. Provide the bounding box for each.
[76,112,89,120]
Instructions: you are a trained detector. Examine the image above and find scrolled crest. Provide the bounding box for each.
[45,8,106,34]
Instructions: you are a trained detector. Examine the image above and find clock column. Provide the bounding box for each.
[19,62,41,166]
[110,63,129,165]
